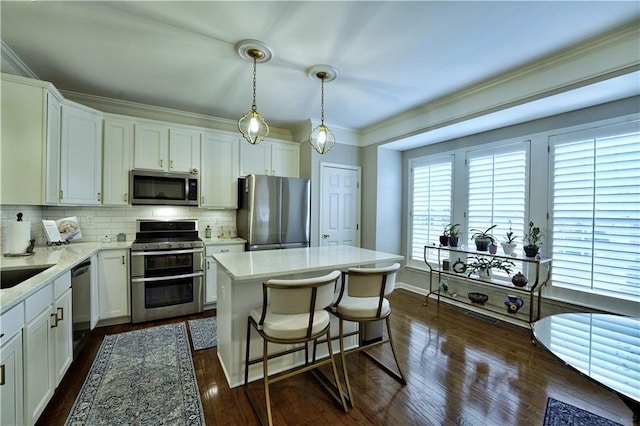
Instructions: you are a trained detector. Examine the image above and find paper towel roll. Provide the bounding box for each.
[8,221,30,254]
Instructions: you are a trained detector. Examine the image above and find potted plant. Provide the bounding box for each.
[501,225,519,256]
[439,224,450,246]
[466,256,515,279]
[523,221,543,257]
[470,225,497,251]
[448,223,461,247]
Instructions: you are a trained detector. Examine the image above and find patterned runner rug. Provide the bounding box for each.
[543,397,623,426]
[187,317,218,351]
[65,323,204,426]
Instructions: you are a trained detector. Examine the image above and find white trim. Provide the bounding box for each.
[318,162,362,247]
[1,41,38,78]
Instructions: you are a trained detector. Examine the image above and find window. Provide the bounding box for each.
[467,144,528,256]
[408,157,453,267]
[550,121,640,301]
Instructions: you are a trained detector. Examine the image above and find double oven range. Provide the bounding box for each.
[130,219,204,323]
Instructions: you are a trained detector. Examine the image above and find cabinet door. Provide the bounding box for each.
[103,118,133,205]
[205,255,217,305]
[0,77,48,205]
[133,123,168,171]
[0,332,24,426]
[204,244,244,305]
[240,140,270,176]
[271,142,299,178]
[201,133,239,208]
[52,288,73,386]
[44,92,63,205]
[98,250,130,320]
[169,128,199,172]
[23,307,54,425]
[60,104,102,205]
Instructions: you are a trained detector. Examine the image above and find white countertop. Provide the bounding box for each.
[213,245,404,281]
[1,238,248,314]
[0,241,130,313]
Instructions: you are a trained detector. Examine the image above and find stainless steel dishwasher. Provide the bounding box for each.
[71,259,91,358]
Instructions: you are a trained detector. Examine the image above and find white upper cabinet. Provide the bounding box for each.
[58,102,103,205]
[1,75,61,205]
[240,139,299,177]
[169,128,200,173]
[133,123,199,173]
[133,123,168,171]
[201,131,239,209]
[102,117,133,205]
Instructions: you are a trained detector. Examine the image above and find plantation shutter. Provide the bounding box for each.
[550,121,640,300]
[467,144,528,251]
[409,157,453,268]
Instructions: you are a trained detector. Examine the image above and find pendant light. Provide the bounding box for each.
[307,65,338,155]
[236,40,272,145]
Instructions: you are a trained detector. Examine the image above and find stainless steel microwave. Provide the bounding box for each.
[130,170,198,206]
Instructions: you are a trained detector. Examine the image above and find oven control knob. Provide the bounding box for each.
[178,243,185,248]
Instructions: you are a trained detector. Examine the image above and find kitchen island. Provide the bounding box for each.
[213,245,404,388]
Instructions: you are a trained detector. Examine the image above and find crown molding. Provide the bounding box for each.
[0,40,39,79]
[61,90,292,141]
[363,20,640,148]
[292,118,360,146]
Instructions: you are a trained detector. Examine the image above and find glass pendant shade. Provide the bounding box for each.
[238,109,269,145]
[309,123,336,154]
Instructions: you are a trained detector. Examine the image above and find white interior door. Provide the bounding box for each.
[320,163,360,247]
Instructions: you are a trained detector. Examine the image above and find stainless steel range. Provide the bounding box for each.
[130,219,204,323]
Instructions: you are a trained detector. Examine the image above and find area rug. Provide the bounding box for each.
[187,317,218,351]
[543,397,623,426]
[65,323,205,426]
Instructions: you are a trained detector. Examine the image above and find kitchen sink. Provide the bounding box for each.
[1,266,52,289]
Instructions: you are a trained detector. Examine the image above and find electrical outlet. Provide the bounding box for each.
[85,216,95,228]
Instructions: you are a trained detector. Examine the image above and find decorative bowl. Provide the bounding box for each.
[468,292,489,305]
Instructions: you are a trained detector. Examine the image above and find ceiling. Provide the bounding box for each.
[2,1,639,146]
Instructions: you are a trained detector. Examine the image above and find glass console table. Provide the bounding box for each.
[533,313,640,423]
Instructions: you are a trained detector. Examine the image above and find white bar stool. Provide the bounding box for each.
[244,270,348,425]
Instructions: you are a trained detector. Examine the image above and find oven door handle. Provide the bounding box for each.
[131,271,204,283]
[131,248,203,256]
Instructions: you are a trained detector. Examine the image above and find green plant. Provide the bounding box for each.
[504,225,518,244]
[466,256,515,277]
[469,224,497,243]
[442,223,450,236]
[524,221,543,246]
[447,223,460,238]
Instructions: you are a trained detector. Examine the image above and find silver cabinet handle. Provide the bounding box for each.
[0,364,4,386]
[97,192,101,201]
[57,306,64,321]
[124,193,128,202]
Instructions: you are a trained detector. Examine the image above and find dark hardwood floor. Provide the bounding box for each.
[37,289,634,425]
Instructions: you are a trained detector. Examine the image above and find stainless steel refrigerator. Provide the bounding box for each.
[236,174,310,251]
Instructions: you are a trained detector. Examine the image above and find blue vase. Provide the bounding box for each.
[504,295,524,314]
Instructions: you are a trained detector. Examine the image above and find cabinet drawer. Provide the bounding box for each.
[0,302,25,344]
[206,244,244,255]
[25,283,52,323]
[53,271,71,299]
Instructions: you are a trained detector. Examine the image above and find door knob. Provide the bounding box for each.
[323,234,330,239]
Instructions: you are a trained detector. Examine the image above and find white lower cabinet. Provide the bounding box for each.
[98,249,130,321]
[205,244,244,306]
[0,303,25,426]
[23,271,72,425]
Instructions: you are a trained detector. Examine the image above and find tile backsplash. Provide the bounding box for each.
[1,205,235,251]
